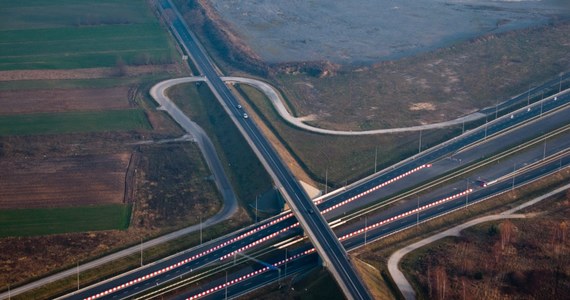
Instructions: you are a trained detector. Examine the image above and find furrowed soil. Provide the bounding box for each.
[0,153,130,209]
[0,142,224,288]
[0,87,133,115]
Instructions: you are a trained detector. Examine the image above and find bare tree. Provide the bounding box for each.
[115,57,128,77]
[431,265,448,300]
[499,220,515,250]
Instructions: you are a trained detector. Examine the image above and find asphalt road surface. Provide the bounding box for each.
[158,0,372,299]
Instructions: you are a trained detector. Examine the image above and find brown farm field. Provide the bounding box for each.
[0,87,133,115]
[0,153,131,209]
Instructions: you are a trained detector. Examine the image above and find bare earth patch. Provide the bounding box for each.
[0,87,132,115]
[0,153,131,209]
[409,102,436,111]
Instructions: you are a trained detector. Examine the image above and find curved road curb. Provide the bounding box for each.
[387,183,570,300]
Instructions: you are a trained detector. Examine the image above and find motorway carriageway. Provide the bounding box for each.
[62,1,570,298]
[175,150,570,300]
[64,86,570,300]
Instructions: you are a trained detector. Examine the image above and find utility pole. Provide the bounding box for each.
[512,164,517,191]
[325,168,328,194]
[527,84,531,105]
[255,195,258,223]
[374,146,378,173]
[418,130,422,153]
[77,262,80,290]
[416,195,420,228]
[284,249,288,276]
[543,139,547,160]
[465,180,469,207]
[364,215,368,246]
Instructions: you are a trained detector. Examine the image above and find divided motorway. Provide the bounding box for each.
[54,1,570,299]
[158,0,371,299]
[62,70,570,300]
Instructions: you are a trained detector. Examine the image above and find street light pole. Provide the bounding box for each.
[364,215,368,246]
[325,168,328,194]
[416,195,420,228]
[418,130,422,153]
[200,216,203,245]
[77,262,80,290]
[255,195,258,223]
[140,237,143,266]
[512,163,517,191]
[374,146,378,173]
[285,248,288,276]
[225,271,228,300]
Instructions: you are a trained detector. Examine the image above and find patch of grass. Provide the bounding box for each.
[0,204,131,237]
[236,83,459,186]
[0,0,154,30]
[134,144,222,228]
[166,83,273,211]
[0,24,172,70]
[0,109,151,136]
[0,1,175,70]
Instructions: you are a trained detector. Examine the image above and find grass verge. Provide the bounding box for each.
[235,83,459,186]
[0,204,131,237]
[166,82,273,212]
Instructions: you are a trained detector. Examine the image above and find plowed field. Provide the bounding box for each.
[0,153,131,209]
[0,87,132,115]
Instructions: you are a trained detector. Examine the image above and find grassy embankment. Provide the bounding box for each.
[167,83,274,213]
[235,83,458,186]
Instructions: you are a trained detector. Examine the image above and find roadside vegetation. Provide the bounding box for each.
[167,83,274,212]
[351,167,570,300]
[235,83,458,186]
[401,193,569,299]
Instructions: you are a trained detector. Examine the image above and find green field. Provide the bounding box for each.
[0,0,174,70]
[0,109,151,135]
[0,204,132,237]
